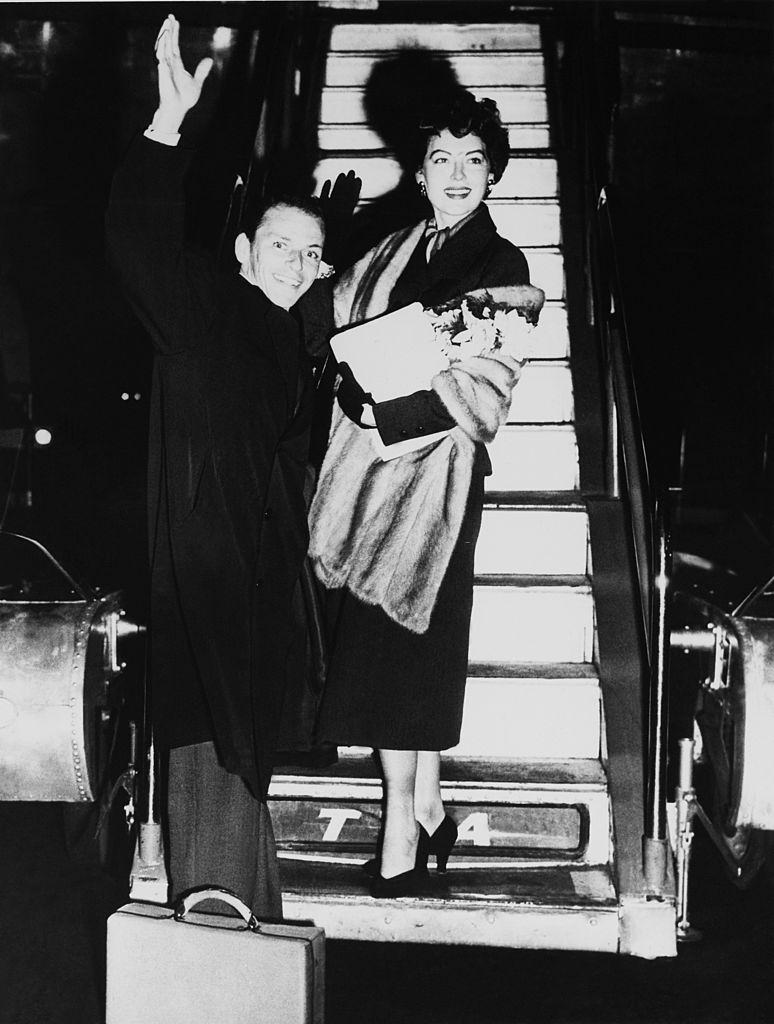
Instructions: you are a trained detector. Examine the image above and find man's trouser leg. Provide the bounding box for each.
[167,741,282,918]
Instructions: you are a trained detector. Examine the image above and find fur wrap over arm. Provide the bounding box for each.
[431,352,521,444]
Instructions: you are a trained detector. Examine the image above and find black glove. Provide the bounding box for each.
[319,170,362,268]
[336,361,374,427]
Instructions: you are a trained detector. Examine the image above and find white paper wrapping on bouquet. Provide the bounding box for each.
[330,302,451,460]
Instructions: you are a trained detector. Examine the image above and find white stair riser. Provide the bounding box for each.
[325,53,545,89]
[320,86,548,126]
[522,248,564,301]
[452,677,600,759]
[314,155,557,202]
[527,304,569,359]
[476,508,588,575]
[489,200,559,247]
[486,427,579,492]
[320,124,550,152]
[330,23,542,51]
[509,363,574,423]
[493,158,557,199]
[470,586,594,663]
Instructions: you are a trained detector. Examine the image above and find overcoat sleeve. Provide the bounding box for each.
[105,134,213,355]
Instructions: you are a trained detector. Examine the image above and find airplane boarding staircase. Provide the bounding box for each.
[269,14,677,958]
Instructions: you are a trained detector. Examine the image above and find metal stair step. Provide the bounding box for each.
[483,490,584,509]
[271,757,610,867]
[325,52,546,89]
[271,799,592,863]
[470,577,594,663]
[279,860,618,952]
[329,22,543,52]
[273,752,606,788]
[476,503,588,576]
[486,425,579,492]
[319,85,549,127]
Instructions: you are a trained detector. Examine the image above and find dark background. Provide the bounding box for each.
[0,3,772,1022]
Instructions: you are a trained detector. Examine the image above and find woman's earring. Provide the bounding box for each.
[485,176,494,198]
[418,179,427,198]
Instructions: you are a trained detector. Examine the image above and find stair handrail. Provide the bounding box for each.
[572,5,673,887]
[597,187,653,632]
[595,186,673,883]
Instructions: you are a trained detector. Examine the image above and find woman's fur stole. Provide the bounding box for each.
[308,221,544,633]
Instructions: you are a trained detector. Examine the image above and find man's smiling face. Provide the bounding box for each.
[238,204,324,310]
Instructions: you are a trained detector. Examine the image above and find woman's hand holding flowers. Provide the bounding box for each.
[427,284,545,367]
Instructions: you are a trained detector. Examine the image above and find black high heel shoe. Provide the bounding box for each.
[362,847,430,880]
[362,825,429,878]
[362,819,430,876]
[363,817,457,875]
[423,814,458,873]
[369,864,426,899]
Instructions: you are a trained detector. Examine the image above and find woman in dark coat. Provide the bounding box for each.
[308,91,544,895]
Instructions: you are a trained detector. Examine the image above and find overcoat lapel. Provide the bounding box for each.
[423,205,499,302]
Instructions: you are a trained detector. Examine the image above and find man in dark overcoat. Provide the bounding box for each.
[106,15,327,916]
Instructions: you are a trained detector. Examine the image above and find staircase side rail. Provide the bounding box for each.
[567,6,673,890]
[643,494,671,883]
[595,182,672,896]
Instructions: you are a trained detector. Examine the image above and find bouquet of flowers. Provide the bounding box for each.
[427,284,545,365]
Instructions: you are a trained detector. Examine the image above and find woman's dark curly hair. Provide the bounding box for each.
[415,89,510,183]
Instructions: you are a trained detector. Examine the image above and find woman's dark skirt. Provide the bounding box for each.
[315,473,484,751]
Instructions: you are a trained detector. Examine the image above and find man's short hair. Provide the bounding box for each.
[241,195,325,242]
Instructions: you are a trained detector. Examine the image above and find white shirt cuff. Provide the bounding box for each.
[144,125,180,147]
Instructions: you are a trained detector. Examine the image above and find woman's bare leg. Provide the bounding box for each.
[378,748,419,878]
[414,750,445,834]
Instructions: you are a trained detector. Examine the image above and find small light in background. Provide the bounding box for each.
[212,26,234,52]
[121,392,129,401]
[133,393,142,402]
[34,428,52,447]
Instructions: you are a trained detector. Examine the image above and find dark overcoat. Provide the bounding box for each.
[315,204,532,750]
[106,135,312,798]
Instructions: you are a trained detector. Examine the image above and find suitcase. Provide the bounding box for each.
[106,888,325,1023]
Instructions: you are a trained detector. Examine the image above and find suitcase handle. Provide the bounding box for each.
[173,887,260,932]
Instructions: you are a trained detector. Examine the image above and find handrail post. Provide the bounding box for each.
[606,339,620,499]
[643,495,671,890]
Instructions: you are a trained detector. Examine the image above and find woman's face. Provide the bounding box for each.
[417,129,491,228]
